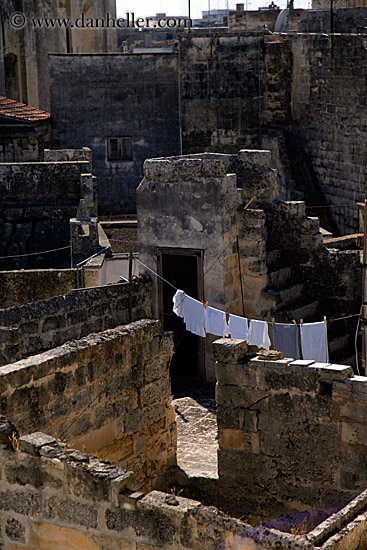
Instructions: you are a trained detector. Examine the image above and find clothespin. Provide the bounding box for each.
[324,315,327,324]
[205,301,208,308]
[271,317,275,326]
[292,319,297,326]
[300,318,303,326]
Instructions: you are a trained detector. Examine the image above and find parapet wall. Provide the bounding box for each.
[0,277,152,366]
[0,319,175,492]
[0,161,90,207]
[0,269,77,309]
[214,338,367,521]
[0,430,249,550]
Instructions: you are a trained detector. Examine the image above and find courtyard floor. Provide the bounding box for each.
[172,381,218,478]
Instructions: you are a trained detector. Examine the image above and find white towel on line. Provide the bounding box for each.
[228,314,249,341]
[247,319,271,350]
[205,306,228,337]
[184,296,206,338]
[172,289,186,318]
[300,321,329,363]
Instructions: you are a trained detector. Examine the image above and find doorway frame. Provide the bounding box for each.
[156,246,206,381]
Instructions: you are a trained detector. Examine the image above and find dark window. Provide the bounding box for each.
[107,137,133,161]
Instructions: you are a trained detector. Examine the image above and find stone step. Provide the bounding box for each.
[273,300,320,322]
[264,283,304,308]
[268,266,293,290]
[329,334,352,355]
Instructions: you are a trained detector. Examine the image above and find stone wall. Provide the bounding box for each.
[0,160,91,269]
[0,319,175,492]
[49,53,180,214]
[0,269,77,309]
[0,119,51,162]
[0,430,250,550]
[0,161,89,206]
[289,33,367,231]
[137,154,241,382]
[44,147,92,167]
[298,7,367,32]
[179,31,264,154]
[214,338,367,522]
[0,277,152,367]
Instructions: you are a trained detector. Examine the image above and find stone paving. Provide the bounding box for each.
[172,382,218,478]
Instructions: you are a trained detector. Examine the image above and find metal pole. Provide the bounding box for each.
[362,199,367,374]
[236,236,246,317]
[128,252,133,323]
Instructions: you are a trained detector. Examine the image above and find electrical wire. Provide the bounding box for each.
[0,245,71,260]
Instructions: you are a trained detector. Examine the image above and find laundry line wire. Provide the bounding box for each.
[133,256,361,326]
[0,245,71,260]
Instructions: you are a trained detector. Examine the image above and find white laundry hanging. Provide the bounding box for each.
[300,321,329,363]
[183,296,206,338]
[172,289,186,318]
[205,306,228,337]
[228,314,249,341]
[247,319,271,350]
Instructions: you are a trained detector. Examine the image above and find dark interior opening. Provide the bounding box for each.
[159,250,203,380]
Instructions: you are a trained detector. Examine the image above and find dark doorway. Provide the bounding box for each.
[157,248,204,381]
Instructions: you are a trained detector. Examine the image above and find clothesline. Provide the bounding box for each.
[134,257,360,326]
[173,289,329,362]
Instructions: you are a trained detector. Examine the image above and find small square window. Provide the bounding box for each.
[107,137,133,161]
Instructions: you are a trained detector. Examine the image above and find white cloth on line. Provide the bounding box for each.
[184,296,206,338]
[205,306,228,337]
[273,323,300,359]
[172,289,186,318]
[228,314,249,341]
[300,321,329,363]
[247,319,271,350]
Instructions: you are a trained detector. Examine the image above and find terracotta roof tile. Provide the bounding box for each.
[0,96,50,122]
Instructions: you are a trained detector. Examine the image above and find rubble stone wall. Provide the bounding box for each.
[0,277,152,367]
[290,33,367,230]
[179,32,264,154]
[0,269,77,309]
[215,339,367,521]
[0,431,250,550]
[0,319,175,492]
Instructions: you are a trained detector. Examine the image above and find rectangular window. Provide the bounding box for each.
[107,136,133,161]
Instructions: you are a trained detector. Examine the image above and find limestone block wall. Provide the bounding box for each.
[49,53,180,214]
[0,277,152,367]
[289,33,367,232]
[0,161,90,206]
[0,319,175,492]
[0,269,77,309]
[0,431,251,550]
[179,32,264,154]
[214,339,367,521]
[137,154,241,381]
[0,160,93,269]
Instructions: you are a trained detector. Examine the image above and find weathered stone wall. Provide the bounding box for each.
[0,431,250,550]
[0,268,77,309]
[0,120,51,162]
[2,0,117,111]
[0,277,152,367]
[0,161,88,206]
[215,338,367,522]
[289,33,367,231]
[298,6,367,32]
[44,147,92,167]
[179,32,264,154]
[137,154,241,382]
[0,160,91,269]
[0,319,175,492]
[49,53,180,214]
[228,7,305,32]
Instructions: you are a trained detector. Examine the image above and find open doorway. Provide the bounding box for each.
[157,248,205,381]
